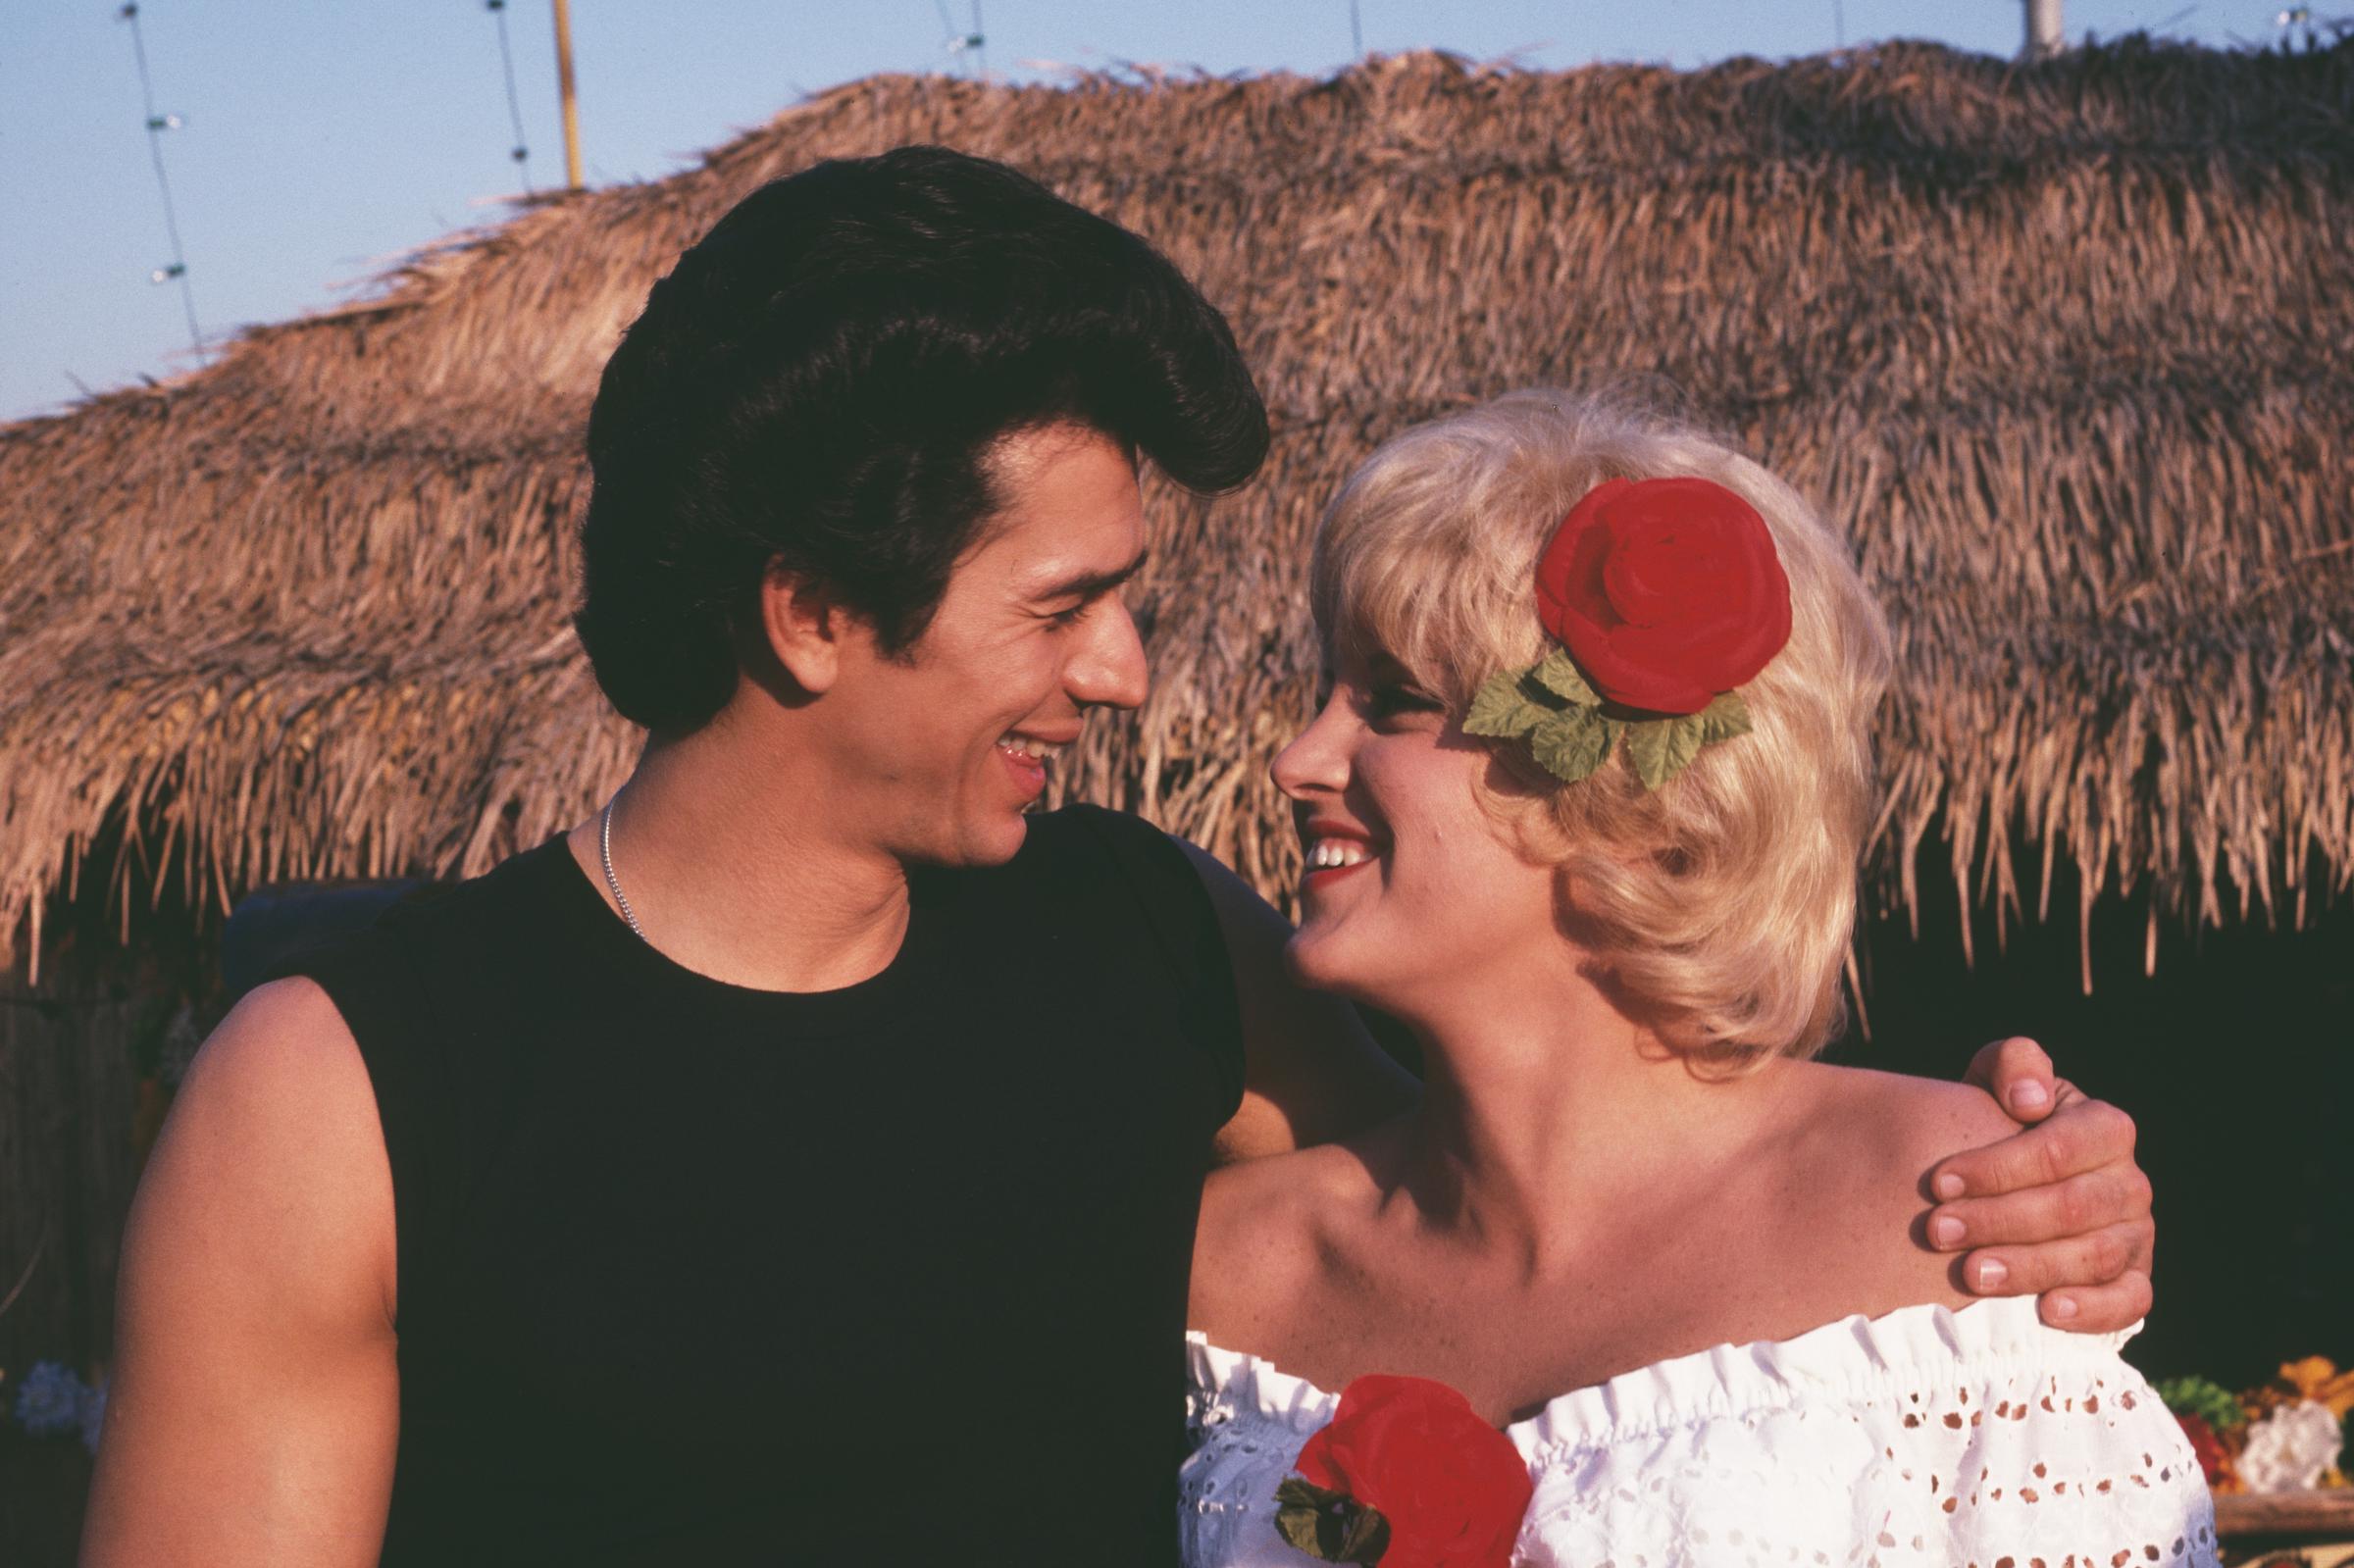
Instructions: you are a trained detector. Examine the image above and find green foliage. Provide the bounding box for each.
[1695,689,1753,744]
[1463,668,1560,741]
[2153,1376,2247,1432]
[1465,655,1757,790]
[1273,1478,1392,1564]
[1529,706,1621,784]
[1529,648,1601,706]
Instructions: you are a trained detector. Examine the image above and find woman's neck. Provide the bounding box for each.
[1384,979,1796,1280]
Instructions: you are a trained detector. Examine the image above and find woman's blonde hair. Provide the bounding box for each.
[1311,390,1893,1065]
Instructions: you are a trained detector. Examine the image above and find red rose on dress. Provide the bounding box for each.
[1291,1375,1532,1568]
[1532,476,1792,716]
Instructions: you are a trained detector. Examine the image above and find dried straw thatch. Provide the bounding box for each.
[3,41,2349,981]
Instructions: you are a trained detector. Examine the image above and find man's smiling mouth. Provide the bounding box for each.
[998,733,1070,763]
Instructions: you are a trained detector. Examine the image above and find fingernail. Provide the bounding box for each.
[1974,1257,2009,1290]
[1933,1172,1966,1201]
[1930,1215,1965,1248]
[2048,1294,2079,1322]
[2009,1080,2051,1113]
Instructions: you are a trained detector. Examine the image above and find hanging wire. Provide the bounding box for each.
[931,0,983,76]
[118,3,203,358]
[485,0,535,194]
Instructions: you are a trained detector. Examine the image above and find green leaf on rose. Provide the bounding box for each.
[1527,705,1622,784]
[1463,667,1558,740]
[1528,647,1602,707]
[1694,689,1753,745]
[1625,712,1709,791]
[1273,1478,1393,1564]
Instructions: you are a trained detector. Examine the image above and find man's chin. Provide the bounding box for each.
[933,809,1033,869]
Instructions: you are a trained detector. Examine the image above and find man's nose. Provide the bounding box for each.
[1068,598,1150,712]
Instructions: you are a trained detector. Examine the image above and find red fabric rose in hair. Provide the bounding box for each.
[1292,1375,1532,1568]
[1533,476,1792,716]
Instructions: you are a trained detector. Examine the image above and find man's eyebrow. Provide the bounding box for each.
[1025,548,1150,604]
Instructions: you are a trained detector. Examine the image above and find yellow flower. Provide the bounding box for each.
[2278,1357,2354,1419]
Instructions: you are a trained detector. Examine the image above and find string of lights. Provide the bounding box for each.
[486,0,536,195]
[117,3,203,358]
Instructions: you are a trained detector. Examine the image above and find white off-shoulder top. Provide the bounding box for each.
[1181,1297,2217,1567]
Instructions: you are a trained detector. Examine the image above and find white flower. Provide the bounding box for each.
[2237,1399,2345,1493]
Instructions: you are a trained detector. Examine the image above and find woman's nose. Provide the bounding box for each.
[1272,695,1354,801]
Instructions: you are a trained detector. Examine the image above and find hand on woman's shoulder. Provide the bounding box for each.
[1781,1064,2024,1314]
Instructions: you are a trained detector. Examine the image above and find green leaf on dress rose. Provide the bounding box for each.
[1272,1479,1393,1564]
[1694,689,1753,745]
[1529,647,1602,707]
[1464,667,1555,739]
[1626,712,1709,790]
[1527,705,1621,784]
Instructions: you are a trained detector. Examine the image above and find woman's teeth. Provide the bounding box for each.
[1306,839,1373,870]
[998,735,1067,762]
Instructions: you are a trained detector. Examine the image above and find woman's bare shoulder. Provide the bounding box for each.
[1776,1063,2022,1310]
[1190,1136,1384,1346]
[1827,1064,2024,1173]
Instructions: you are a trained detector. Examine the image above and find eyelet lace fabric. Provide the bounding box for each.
[1181,1297,2217,1567]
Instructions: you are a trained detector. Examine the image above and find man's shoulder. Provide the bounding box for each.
[251,839,582,1093]
[1013,801,1172,865]
[986,804,1211,924]
[268,839,570,979]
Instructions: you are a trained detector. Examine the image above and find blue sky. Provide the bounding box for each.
[2,0,2277,423]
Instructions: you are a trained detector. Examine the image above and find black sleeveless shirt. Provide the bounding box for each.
[283,805,1244,1565]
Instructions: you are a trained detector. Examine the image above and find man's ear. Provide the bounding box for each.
[759,563,844,695]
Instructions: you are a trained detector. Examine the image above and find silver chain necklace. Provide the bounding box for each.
[598,794,645,940]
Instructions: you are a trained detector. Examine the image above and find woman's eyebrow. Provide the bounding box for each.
[1023,547,1150,604]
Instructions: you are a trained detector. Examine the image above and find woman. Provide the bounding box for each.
[1181,392,2213,1566]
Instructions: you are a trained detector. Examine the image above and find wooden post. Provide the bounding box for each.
[2023,0,2065,60]
[552,0,582,191]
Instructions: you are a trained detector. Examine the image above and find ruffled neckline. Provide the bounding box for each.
[1188,1295,2143,1458]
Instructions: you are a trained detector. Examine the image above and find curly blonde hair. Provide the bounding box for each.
[1310,390,1892,1065]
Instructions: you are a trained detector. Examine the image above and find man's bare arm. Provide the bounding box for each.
[1176,838,1418,1161]
[82,978,399,1568]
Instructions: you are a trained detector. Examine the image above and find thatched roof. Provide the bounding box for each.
[4,40,2350,979]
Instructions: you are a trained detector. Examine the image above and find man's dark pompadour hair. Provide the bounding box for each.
[574,144,1270,734]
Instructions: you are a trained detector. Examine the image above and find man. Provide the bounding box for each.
[84,148,2152,1565]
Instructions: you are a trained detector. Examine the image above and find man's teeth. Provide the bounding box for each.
[1306,839,1374,870]
[998,735,1067,762]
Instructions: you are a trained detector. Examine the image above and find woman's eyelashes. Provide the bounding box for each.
[1362,681,1445,724]
[1312,665,1444,725]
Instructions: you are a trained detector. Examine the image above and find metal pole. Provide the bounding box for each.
[2023,0,2066,60]
[552,0,583,190]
